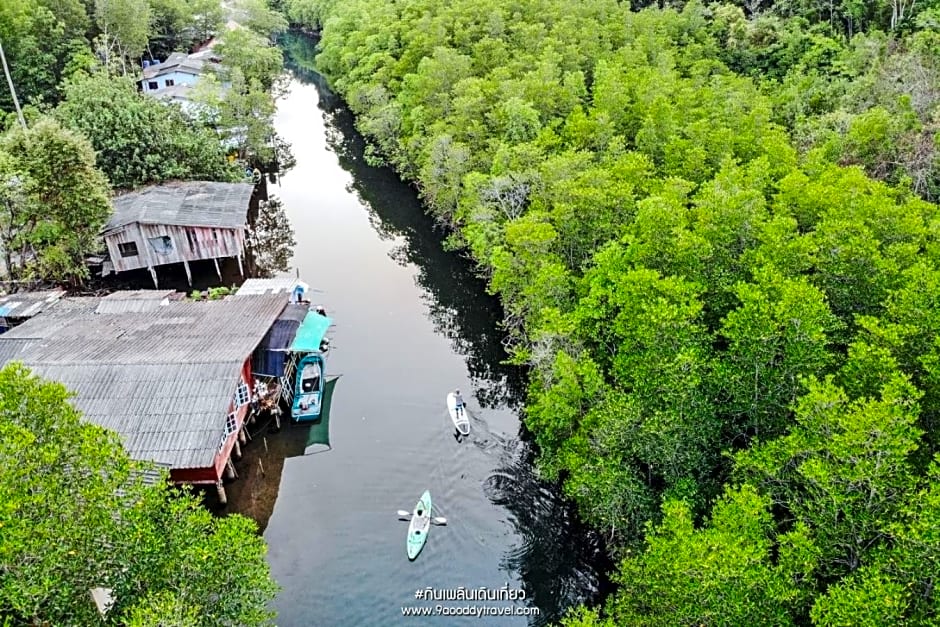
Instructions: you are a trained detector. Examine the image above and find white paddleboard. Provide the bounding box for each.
[446,393,470,436]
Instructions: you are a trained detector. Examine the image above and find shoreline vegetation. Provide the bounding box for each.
[280,0,940,623]
[0,1,293,624]
[0,0,295,290]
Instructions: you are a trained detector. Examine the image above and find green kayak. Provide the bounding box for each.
[407,490,432,560]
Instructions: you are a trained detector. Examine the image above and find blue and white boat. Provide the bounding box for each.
[290,308,333,422]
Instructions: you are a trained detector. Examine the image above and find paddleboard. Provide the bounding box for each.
[446,393,470,436]
[407,490,432,560]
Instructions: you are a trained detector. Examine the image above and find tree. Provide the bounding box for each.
[0,0,92,111]
[0,362,279,626]
[94,0,152,75]
[231,0,289,41]
[606,485,817,626]
[716,267,840,440]
[214,27,284,92]
[735,375,923,577]
[0,116,110,284]
[190,0,226,44]
[55,72,239,189]
[148,0,199,58]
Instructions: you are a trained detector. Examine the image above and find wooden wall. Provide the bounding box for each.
[171,359,256,485]
[104,223,246,273]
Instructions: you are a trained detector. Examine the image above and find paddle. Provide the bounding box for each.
[397,511,447,525]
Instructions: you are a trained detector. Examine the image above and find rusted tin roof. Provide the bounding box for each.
[105,181,254,232]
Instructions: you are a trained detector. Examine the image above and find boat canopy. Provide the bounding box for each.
[252,303,308,376]
[290,311,333,353]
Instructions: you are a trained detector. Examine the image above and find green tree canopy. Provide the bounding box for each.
[0,116,110,284]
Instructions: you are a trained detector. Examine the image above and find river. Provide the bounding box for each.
[232,34,610,626]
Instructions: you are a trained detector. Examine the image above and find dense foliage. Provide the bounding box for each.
[290,0,940,622]
[0,363,279,626]
[0,117,111,284]
[54,73,240,189]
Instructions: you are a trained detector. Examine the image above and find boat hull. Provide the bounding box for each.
[292,353,325,421]
[407,490,432,560]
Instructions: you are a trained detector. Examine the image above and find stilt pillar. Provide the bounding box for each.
[233,439,242,459]
[225,458,237,479]
[273,407,281,430]
[213,257,222,281]
[238,428,247,444]
[182,259,193,286]
[236,253,244,277]
[148,266,159,288]
[216,481,227,505]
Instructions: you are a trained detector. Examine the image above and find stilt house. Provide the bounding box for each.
[102,181,254,287]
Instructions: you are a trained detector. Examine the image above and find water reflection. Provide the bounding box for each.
[281,31,612,624]
[485,445,614,625]
[283,35,524,412]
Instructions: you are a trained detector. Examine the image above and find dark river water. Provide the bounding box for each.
[247,35,609,626]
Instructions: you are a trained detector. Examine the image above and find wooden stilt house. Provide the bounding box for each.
[102,181,255,288]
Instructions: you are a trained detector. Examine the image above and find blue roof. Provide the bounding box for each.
[290,312,332,353]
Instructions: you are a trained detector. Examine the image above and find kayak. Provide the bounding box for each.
[407,490,432,560]
[446,393,470,436]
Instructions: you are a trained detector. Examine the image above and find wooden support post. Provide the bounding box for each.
[274,409,281,430]
[148,266,159,289]
[263,436,268,453]
[236,253,244,278]
[182,259,193,286]
[225,459,237,479]
[233,439,241,459]
[213,257,222,281]
[258,458,265,477]
[216,481,227,505]
[238,428,247,444]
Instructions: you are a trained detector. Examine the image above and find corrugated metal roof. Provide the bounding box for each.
[5,294,288,364]
[141,51,218,80]
[95,290,175,314]
[235,277,310,296]
[0,293,289,470]
[0,338,40,362]
[104,290,177,300]
[27,362,241,468]
[105,181,254,231]
[0,290,65,318]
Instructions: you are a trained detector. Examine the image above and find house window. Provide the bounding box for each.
[234,381,250,408]
[186,228,197,252]
[165,79,175,87]
[147,81,158,90]
[118,242,139,257]
[148,235,173,255]
[225,411,238,436]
